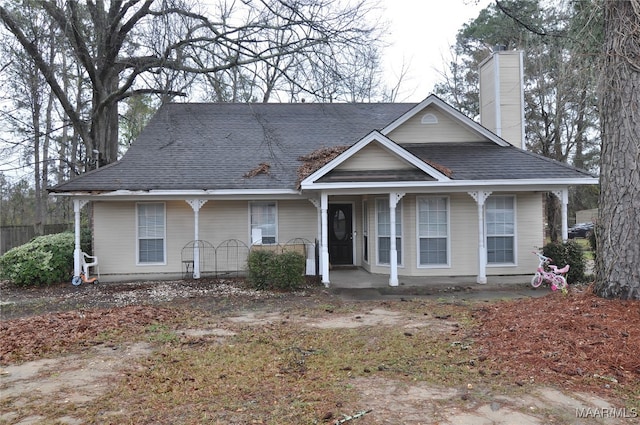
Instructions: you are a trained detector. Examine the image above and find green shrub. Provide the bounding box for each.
[268,251,305,290]
[542,240,586,284]
[247,249,276,290]
[0,232,74,286]
[247,249,305,291]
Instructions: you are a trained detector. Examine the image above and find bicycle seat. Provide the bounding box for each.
[549,264,570,274]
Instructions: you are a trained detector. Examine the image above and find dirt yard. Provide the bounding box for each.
[1,279,639,424]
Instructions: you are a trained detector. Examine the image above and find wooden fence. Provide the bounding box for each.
[0,223,73,255]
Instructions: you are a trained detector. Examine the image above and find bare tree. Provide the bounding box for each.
[0,3,59,234]
[594,0,640,300]
[0,0,383,169]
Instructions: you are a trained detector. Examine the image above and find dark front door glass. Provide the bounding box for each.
[328,204,353,265]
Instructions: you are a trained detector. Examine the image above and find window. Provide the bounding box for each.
[362,201,369,263]
[417,197,448,266]
[137,203,165,264]
[376,198,402,265]
[486,196,515,264]
[421,113,438,124]
[250,201,277,244]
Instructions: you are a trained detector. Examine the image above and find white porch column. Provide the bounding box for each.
[468,191,492,284]
[308,197,322,277]
[73,199,88,278]
[186,199,208,278]
[320,192,330,286]
[551,189,569,241]
[389,192,405,286]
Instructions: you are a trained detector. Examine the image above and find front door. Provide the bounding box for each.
[328,204,353,265]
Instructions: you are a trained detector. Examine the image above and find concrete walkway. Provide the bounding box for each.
[326,268,549,301]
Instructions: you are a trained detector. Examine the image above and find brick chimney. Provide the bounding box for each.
[478,49,525,149]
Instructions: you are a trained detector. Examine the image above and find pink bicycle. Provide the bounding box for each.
[531,252,569,292]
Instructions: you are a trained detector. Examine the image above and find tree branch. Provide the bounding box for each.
[0,5,90,144]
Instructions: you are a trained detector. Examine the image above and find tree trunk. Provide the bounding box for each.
[546,193,561,243]
[91,103,119,167]
[91,70,120,167]
[31,73,43,236]
[42,84,54,228]
[594,0,640,299]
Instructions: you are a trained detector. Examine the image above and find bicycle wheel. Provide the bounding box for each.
[531,273,544,288]
[556,275,568,292]
[71,275,82,286]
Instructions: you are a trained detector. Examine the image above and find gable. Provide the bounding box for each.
[334,141,414,171]
[386,104,486,144]
[300,131,451,189]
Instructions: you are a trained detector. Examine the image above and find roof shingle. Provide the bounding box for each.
[52,103,416,192]
[51,103,595,193]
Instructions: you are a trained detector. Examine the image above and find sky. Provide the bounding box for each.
[380,0,493,102]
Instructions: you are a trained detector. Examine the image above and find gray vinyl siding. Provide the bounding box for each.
[479,60,497,136]
[93,201,137,276]
[277,200,319,244]
[92,192,542,281]
[479,51,524,148]
[93,199,319,280]
[198,201,248,245]
[496,53,524,149]
[93,200,193,278]
[336,142,413,171]
[387,105,485,144]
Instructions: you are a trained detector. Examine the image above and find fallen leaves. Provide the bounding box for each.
[0,305,179,363]
[474,287,640,393]
[244,162,271,178]
[3,279,640,404]
[296,145,349,186]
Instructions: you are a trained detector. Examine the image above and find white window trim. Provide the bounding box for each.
[375,197,403,267]
[485,194,518,267]
[136,202,167,266]
[416,195,451,269]
[249,201,278,245]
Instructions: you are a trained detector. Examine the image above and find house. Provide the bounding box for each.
[51,50,598,286]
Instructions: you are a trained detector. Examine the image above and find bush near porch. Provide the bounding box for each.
[0,232,74,286]
[247,249,305,291]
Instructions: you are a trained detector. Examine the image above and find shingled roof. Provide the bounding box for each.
[52,103,416,192]
[51,102,595,193]
[401,143,595,180]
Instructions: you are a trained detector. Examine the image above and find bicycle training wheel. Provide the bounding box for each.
[531,273,544,288]
[71,275,82,286]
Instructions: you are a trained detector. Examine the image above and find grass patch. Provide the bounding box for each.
[86,303,478,424]
[146,323,180,344]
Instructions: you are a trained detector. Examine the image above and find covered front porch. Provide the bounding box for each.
[307,189,570,289]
